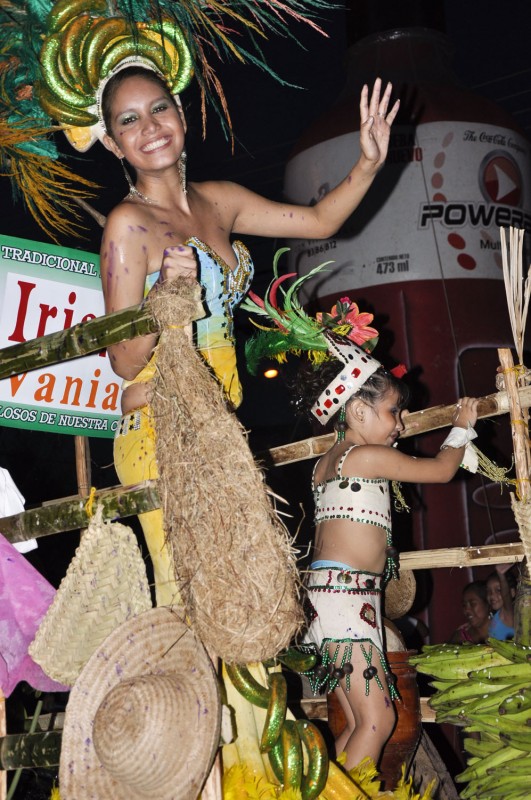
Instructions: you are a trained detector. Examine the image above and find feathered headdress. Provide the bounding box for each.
[0,0,331,239]
[242,248,379,373]
[242,250,389,423]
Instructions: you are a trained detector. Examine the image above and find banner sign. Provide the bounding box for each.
[0,235,121,438]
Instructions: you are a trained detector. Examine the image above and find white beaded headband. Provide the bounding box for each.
[311,334,381,423]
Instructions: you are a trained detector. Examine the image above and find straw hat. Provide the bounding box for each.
[59,607,221,800]
[383,569,417,620]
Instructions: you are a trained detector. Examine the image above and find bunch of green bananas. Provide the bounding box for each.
[36,0,193,128]
[226,648,330,800]
[410,638,531,799]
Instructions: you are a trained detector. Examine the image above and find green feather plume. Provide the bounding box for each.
[242,251,333,374]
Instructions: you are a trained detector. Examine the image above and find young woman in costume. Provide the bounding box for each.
[3,0,399,606]
[99,66,399,605]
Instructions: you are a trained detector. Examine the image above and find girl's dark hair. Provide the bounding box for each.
[463,580,488,604]
[101,66,174,136]
[291,357,410,423]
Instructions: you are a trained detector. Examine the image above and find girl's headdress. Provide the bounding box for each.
[242,250,401,423]
[310,333,381,422]
[0,0,330,239]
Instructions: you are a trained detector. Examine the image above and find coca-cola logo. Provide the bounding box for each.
[479,151,522,207]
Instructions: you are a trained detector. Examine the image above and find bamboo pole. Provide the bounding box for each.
[74,437,91,498]
[499,349,531,644]
[0,732,61,770]
[0,481,160,544]
[0,304,158,379]
[498,349,531,500]
[265,385,531,466]
[0,478,523,569]
[397,541,523,571]
[0,384,530,543]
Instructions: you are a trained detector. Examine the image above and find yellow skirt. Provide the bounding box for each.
[114,406,181,608]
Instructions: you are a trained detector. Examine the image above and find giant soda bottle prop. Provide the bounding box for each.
[284,29,531,641]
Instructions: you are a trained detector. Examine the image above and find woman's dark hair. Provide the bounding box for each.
[290,357,410,423]
[101,66,174,136]
[462,580,488,604]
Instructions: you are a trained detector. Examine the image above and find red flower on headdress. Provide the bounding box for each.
[343,303,378,345]
[317,297,378,346]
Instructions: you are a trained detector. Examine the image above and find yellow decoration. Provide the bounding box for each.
[222,764,278,799]
[222,665,435,800]
[62,124,95,151]
[393,764,436,800]
[348,757,384,798]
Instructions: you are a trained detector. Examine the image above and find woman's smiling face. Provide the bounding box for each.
[105,74,185,170]
[462,588,490,629]
[487,576,503,612]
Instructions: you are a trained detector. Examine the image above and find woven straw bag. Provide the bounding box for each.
[29,505,152,686]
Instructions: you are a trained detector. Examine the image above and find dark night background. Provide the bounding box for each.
[1,1,531,790]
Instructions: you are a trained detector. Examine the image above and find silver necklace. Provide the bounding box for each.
[127,185,156,205]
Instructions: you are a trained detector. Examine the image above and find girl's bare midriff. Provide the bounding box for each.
[313,519,388,574]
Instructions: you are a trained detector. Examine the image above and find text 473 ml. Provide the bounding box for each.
[376,254,410,275]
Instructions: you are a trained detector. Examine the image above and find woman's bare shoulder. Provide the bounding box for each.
[192,179,247,205]
[104,197,153,229]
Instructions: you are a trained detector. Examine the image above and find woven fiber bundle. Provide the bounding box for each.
[510,494,531,565]
[146,279,303,664]
[29,506,152,686]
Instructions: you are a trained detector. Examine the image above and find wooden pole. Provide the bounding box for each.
[74,437,91,498]
[0,732,61,770]
[73,197,106,229]
[74,435,92,541]
[0,303,158,380]
[0,481,160,544]
[498,349,531,500]
[265,385,531,466]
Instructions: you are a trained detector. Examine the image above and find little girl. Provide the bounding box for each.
[487,564,516,640]
[294,338,478,771]
[243,279,479,771]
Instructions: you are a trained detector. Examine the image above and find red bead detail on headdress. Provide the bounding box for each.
[351,368,361,378]
[324,399,333,409]
[335,385,345,395]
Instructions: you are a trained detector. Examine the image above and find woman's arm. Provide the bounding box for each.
[220,79,399,240]
[100,205,197,380]
[496,564,515,628]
